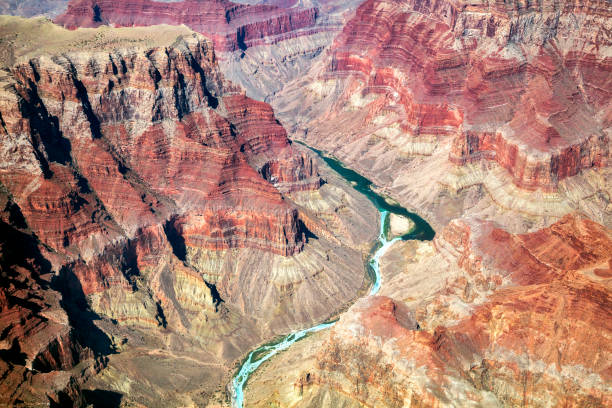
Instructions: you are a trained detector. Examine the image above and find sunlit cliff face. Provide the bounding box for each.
[0,0,610,406]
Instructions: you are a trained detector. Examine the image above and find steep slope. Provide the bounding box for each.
[272,0,611,231]
[0,16,378,406]
[55,0,321,53]
[54,0,364,101]
[0,186,105,407]
[244,214,612,407]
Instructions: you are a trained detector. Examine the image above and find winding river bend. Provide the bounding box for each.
[231,146,435,408]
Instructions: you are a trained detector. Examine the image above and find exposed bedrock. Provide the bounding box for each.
[1,26,318,258]
[53,0,365,101]
[272,0,611,229]
[55,0,320,52]
[0,187,104,406]
[0,18,377,406]
[244,213,612,407]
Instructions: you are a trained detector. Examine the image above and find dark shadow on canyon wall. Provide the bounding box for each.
[83,389,123,408]
[163,218,187,262]
[52,266,115,357]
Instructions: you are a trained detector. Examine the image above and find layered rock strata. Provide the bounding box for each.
[55,0,321,53]
[244,214,612,407]
[52,0,365,101]
[0,186,102,406]
[272,0,611,229]
[1,17,319,259]
[0,16,377,406]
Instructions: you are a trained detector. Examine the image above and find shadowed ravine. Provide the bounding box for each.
[230,144,435,407]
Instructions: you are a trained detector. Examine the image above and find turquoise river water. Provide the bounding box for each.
[230,146,435,407]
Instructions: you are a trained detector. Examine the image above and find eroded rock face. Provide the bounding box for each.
[0,187,103,406]
[272,0,611,229]
[55,0,320,52]
[2,28,318,259]
[330,0,610,190]
[244,214,612,407]
[0,17,381,407]
[54,0,365,102]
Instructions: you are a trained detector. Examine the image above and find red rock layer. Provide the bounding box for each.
[0,25,322,406]
[323,0,611,190]
[435,214,612,406]
[55,0,320,52]
[0,191,98,406]
[1,35,319,258]
[308,215,612,406]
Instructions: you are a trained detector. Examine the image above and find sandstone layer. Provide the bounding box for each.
[55,0,321,53]
[1,1,611,406]
[244,214,612,407]
[0,16,379,406]
[0,186,105,406]
[272,0,612,231]
[51,0,365,102]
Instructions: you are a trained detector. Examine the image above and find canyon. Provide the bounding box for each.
[245,214,612,407]
[272,0,611,231]
[53,0,365,100]
[0,15,378,406]
[0,0,610,407]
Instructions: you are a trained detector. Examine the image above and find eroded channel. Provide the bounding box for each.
[230,145,435,407]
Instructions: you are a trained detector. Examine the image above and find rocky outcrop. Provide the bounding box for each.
[324,0,611,191]
[51,0,366,102]
[0,16,384,407]
[0,186,102,407]
[55,0,320,52]
[271,0,611,229]
[0,15,387,406]
[1,19,319,258]
[244,214,612,407]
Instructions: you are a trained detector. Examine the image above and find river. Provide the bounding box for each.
[230,145,435,408]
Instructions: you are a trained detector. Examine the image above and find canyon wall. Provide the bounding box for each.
[0,17,378,406]
[244,213,612,407]
[240,2,612,406]
[52,0,364,101]
[0,186,103,406]
[1,1,610,406]
[272,0,611,230]
[2,24,315,258]
[55,0,321,52]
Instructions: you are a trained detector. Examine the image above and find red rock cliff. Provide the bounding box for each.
[0,19,323,406]
[55,0,320,52]
[320,0,611,191]
[1,34,319,259]
[0,188,102,406]
[299,214,612,407]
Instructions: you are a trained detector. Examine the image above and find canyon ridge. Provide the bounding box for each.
[0,0,610,407]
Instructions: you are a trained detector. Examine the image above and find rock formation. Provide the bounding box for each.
[0,186,105,406]
[271,0,611,230]
[52,0,365,101]
[0,16,378,406]
[1,0,611,406]
[244,214,612,407]
[55,0,320,53]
